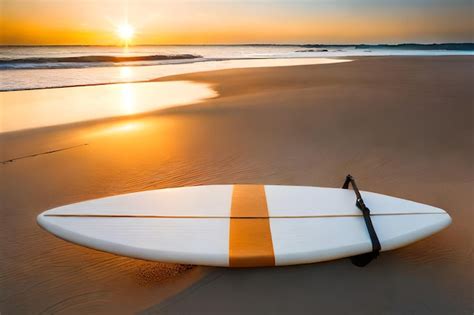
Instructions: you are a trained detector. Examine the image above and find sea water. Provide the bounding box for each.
[1,44,472,91]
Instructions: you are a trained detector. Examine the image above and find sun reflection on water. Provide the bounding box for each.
[119,67,133,80]
[1,81,217,133]
[120,84,136,115]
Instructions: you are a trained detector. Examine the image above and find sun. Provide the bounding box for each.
[117,24,134,41]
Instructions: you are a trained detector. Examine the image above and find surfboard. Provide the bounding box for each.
[37,184,451,267]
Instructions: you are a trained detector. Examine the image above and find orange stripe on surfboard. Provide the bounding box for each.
[229,185,275,267]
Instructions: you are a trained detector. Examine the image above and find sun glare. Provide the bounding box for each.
[117,24,134,41]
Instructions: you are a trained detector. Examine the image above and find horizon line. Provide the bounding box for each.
[1,42,474,48]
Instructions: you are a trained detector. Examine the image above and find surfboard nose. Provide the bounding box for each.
[420,204,452,233]
[36,210,51,232]
[37,207,64,234]
[439,208,452,228]
[427,204,452,228]
[429,208,452,241]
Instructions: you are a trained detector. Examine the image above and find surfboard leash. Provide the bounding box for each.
[342,174,382,267]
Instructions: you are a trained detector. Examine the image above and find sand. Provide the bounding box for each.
[1,56,472,314]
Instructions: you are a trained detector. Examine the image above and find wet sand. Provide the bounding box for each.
[1,56,473,314]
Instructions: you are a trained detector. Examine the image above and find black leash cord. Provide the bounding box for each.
[342,174,381,267]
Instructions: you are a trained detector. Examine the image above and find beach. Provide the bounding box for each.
[1,56,473,314]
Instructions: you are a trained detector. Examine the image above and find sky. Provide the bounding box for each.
[1,0,473,45]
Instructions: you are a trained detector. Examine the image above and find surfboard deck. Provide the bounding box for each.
[37,185,451,267]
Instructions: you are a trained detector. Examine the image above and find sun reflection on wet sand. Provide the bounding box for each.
[0,81,217,133]
[87,121,145,138]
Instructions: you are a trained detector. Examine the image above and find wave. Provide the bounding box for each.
[0,54,202,70]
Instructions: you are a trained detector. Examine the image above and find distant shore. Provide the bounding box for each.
[1,42,473,48]
[1,56,472,314]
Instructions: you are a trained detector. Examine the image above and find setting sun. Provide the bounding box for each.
[116,24,134,41]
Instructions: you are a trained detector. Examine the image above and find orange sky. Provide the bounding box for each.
[1,0,473,45]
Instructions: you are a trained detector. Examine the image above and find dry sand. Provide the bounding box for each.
[1,56,473,314]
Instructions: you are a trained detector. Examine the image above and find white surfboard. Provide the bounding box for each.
[37,184,451,267]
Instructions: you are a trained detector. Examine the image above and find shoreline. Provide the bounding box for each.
[0,57,351,91]
[1,56,472,314]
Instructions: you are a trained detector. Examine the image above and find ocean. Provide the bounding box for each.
[1,44,473,91]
